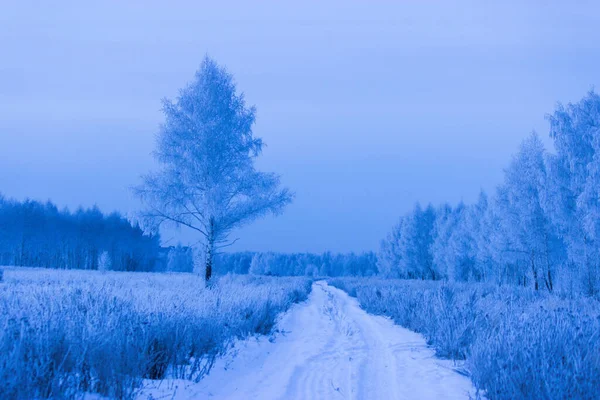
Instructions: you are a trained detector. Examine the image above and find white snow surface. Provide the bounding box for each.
[138,281,478,400]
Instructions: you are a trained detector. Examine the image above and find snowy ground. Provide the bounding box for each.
[139,281,478,400]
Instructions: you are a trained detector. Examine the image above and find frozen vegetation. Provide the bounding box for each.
[328,278,600,400]
[378,92,600,298]
[0,197,161,272]
[368,92,600,400]
[142,281,477,400]
[134,56,293,281]
[322,93,600,399]
[215,251,378,277]
[0,267,311,399]
[0,197,378,278]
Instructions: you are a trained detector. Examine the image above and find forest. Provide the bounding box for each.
[0,196,161,272]
[0,198,378,277]
[379,92,600,297]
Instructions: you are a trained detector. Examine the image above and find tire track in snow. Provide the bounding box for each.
[138,281,478,400]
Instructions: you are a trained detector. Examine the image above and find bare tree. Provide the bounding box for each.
[135,57,293,281]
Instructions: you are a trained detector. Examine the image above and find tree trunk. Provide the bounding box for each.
[546,268,553,292]
[544,250,553,292]
[543,234,553,292]
[205,249,212,281]
[531,251,539,291]
[205,217,215,282]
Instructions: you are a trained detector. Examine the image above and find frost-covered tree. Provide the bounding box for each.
[471,192,502,282]
[166,245,194,273]
[97,251,112,271]
[377,217,405,278]
[493,133,560,290]
[545,91,600,294]
[457,193,494,282]
[405,204,437,279]
[136,57,293,281]
[431,202,462,280]
[379,204,437,280]
[214,251,254,274]
[244,251,377,277]
[379,91,600,295]
[320,251,333,276]
[0,196,160,271]
[249,252,271,276]
[429,198,489,283]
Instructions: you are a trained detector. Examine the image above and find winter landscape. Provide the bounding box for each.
[1,2,600,400]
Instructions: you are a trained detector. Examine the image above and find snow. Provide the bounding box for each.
[139,281,477,400]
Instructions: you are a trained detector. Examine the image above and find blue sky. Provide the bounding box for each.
[1,1,599,252]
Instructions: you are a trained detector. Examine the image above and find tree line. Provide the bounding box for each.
[379,91,600,296]
[0,196,161,272]
[230,251,377,277]
[165,249,378,277]
[0,193,377,277]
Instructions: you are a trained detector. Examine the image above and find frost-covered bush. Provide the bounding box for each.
[329,277,600,400]
[0,267,311,399]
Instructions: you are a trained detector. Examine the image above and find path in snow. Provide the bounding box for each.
[139,281,478,400]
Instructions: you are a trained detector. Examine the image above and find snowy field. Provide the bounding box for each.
[329,278,600,400]
[140,281,476,400]
[2,267,599,400]
[0,267,311,399]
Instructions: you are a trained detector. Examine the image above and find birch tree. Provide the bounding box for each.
[135,57,293,281]
[494,133,560,290]
[545,91,600,294]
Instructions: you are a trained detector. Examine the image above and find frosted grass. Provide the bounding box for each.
[329,278,600,400]
[0,267,311,399]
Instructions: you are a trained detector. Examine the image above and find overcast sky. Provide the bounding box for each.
[1,1,599,253]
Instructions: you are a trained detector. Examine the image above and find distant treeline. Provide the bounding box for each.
[216,251,378,277]
[0,196,161,271]
[380,91,600,296]
[0,196,377,277]
[162,250,379,277]
[166,250,377,276]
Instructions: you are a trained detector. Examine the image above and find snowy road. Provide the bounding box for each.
[141,281,477,400]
